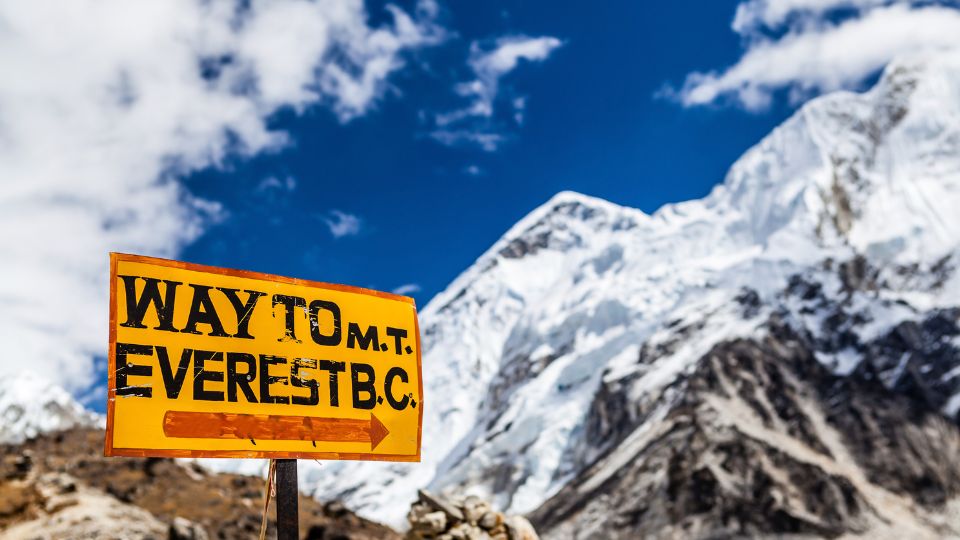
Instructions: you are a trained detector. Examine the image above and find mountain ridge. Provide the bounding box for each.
[0,371,100,445]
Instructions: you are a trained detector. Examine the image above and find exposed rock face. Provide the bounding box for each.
[0,427,400,539]
[530,316,960,539]
[407,490,539,540]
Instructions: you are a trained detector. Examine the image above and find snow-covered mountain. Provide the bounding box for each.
[0,371,100,444]
[296,48,960,534]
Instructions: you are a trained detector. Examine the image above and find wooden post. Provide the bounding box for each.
[275,459,299,540]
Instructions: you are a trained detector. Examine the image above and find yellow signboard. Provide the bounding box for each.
[104,253,422,461]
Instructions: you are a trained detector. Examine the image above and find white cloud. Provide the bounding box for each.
[323,210,363,238]
[463,164,483,176]
[732,0,893,33]
[0,0,442,392]
[512,96,527,125]
[460,35,563,118]
[391,283,421,295]
[257,175,297,192]
[431,35,562,150]
[430,130,506,152]
[672,2,960,110]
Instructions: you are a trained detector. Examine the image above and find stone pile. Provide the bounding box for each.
[406,489,539,540]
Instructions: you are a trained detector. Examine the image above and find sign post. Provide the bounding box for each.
[276,459,298,540]
[104,253,423,537]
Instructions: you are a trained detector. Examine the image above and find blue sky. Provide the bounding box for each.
[5,0,960,402]
[182,0,797,308]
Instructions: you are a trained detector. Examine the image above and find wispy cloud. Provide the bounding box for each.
[665,1,960,110]
[463,164,484,176]
[257,175,297,193]
[0,0,443,391]
[431,130,506,152]
[324,210,363,238]
[431,35,563,151]
[512,96,527,125]
[392,283,421,296]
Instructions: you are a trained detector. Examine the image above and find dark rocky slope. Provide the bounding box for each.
[531,312,960,539]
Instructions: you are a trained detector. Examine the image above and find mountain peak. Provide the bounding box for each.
[540,190,629,213]
[496,191,645,258]
[0,371,100,444]
[536,189,646,222]
[423,190,644,319]
[669,47,960,267]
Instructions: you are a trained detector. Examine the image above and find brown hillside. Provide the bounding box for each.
[0,427,400,540]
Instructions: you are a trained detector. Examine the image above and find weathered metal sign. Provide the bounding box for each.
[104,253,422,461]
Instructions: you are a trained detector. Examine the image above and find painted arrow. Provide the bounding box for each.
[162,410,390,451]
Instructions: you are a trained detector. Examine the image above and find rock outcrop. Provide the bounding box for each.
[407,490,539,540]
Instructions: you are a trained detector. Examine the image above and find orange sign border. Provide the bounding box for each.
[104,252,424,462]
